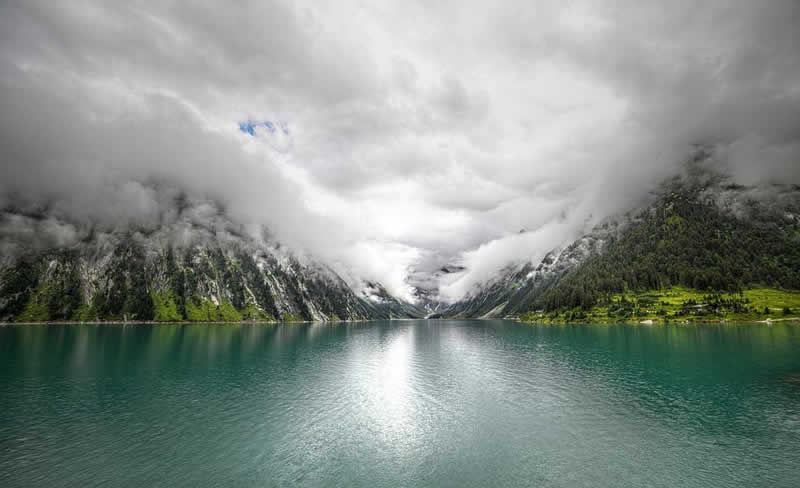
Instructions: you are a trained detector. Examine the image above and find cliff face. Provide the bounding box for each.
[0,227,420,322]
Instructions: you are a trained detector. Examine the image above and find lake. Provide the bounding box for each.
[2,320,799,487]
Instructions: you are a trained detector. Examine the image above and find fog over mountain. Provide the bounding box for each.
[1,1,799,304]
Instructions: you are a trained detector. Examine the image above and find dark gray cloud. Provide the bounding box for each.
[1,0,798,301]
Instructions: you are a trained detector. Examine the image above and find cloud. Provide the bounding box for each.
[1,0,799,302]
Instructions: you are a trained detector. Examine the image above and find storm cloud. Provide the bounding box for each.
[1,0,799,301]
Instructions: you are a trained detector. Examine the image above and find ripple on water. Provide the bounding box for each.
[1,321,800,487]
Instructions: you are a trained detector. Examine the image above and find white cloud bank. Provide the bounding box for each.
[1,0,799,302]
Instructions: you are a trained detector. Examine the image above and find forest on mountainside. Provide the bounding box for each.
[532,180,800,313]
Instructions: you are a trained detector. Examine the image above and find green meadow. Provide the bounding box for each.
[520,287,800,324]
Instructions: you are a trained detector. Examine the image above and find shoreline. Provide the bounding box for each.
[3,317,799,326]
[518,317,800,325]
[0,317,426,326]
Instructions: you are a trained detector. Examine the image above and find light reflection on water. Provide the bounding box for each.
[1,320,800,487]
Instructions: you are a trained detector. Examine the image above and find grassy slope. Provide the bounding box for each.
[520,286,800,324]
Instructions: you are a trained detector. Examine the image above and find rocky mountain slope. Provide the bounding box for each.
[4,168,797,324]
[409,264,465,316]
[359,280,428,319]
[433,233,609,319]
[0,215,422,323]
[441,171,800,319]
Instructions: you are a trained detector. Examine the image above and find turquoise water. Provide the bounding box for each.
[1,320,799,487]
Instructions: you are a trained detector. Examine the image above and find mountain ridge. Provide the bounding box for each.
[438,171,800,320]
[0,214,423,323]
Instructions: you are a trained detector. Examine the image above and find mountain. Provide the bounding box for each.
[410,264,466,316]
[0,214,422,323]
[359,280,428,319]
[442,171,800,321]
[432,236,606,319]
[434,220,629,320]
[4,169,798,324]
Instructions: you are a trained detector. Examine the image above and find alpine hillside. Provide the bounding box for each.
[441,169,800,322]
[0,210,423,323]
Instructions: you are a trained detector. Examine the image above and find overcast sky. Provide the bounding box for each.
[1,1,799,301]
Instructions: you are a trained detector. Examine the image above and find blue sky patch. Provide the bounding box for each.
[239,120,289,136]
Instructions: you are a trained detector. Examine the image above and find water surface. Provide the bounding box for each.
[2,320,799,487]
